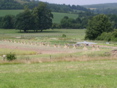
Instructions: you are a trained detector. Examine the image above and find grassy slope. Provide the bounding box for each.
[52,12,78,23]
[0,10,78,23]
[0,60,117,88]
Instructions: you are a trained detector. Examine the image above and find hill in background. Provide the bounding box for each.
[0,0,89,13]
[83,3,117,14]
[83,3,117,9]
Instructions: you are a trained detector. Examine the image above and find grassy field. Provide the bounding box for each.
[0,28,117,88]
[0,29,85,40]
[0,10,78,23]
[52,12,78,23]
[0,60,117,88]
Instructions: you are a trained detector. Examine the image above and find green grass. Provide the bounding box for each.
[0,10,78,23]
[0,60,117,88]
[0,48,36,56]
[0,29,85,40]
[52,12,78,23]
[0,27,116,87]
[0,10,23,17]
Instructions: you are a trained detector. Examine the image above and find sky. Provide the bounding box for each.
[39,0,117,5]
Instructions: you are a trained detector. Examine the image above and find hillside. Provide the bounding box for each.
[83,3,117,10]
[0,0,89,13]
[83,3,117,14]
[14,0,29,4]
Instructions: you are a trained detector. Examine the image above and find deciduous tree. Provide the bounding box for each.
[15,6,35,32]
[32,2,53,32]
[85,14,113,40]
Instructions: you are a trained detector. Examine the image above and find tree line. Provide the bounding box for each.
[0,0,23,9]
[0,0,89,13]
[92,8,117,15]
[0,2,53,32]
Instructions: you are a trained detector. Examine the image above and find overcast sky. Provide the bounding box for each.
[39,0,117,5]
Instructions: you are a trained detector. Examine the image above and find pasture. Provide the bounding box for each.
[0,28,117,88]
[0,60,117,88]
[0,10,78,23]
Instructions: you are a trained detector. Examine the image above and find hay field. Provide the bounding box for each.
[0,29,116,62]
[0,29,117,88]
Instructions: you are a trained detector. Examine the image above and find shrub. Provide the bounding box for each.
[97,30,117,41]
[62,34,66,37]
[97,32,112,41]
[6,53,17,61]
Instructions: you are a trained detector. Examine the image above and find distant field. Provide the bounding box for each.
[0,10,78,23]
[0,10,23,17]
[52,12,78,23]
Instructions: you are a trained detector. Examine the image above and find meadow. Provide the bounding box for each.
[0,60,117,88]
[0,28,117,88]
[0,10,78,23]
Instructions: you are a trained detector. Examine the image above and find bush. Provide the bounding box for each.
[6,53,16,61]
[97,32,112,41]
[62,34,66,37]
[97,30,117,41]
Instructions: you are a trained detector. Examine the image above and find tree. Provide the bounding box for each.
[32,2,53,32]
[1,15,15,29]
[85,14,114,40]
[15,6,35,32]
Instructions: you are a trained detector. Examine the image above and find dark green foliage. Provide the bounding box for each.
[32,2,53,32]
[15,6,35,32]
[62,34,66,37]
[52,23,61,29]
[0,0,22,9]
[15,3,53,32]
[60,16,81,29]
[0,15,15,29]
[0,17,3,28]
[97,32,112,41]
[2,15,15,29]
[6,53,16,61]
[85,14,113,40]
[108,14,117,29]
[97,30,117,41]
